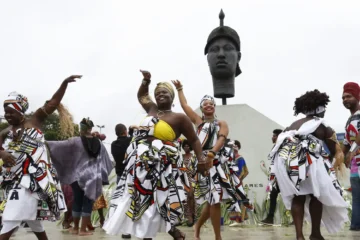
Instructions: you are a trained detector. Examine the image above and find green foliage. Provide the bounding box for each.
[26,112,79,140]
[1,113,78,140]
[0,122,9,132]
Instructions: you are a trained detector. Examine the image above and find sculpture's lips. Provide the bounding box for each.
[216,61,227,66]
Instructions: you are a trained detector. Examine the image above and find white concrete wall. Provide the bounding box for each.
[195,104,283,204]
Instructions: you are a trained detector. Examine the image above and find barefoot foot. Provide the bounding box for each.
[310,235,325,240]
[69,228,79,235]
[79,230,94,236]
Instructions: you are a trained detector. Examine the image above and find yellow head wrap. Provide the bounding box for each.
[155,82,175,100]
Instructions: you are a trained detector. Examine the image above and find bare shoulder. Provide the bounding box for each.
[218,120,228,126]
[174,112,190,121]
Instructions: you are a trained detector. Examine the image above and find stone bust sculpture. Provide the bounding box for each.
[205,9,241,105]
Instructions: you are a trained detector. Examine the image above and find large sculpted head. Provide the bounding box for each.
[205,9,241,99]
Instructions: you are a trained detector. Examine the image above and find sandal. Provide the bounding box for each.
[168,226,186,240]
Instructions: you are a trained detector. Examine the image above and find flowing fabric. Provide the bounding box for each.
[103,116,187,238]
[47,137,114,201]
[268,118,348,233]
[193,120,253,213]
[0,128,66,221]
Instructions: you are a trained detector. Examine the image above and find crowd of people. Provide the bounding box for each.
[0,70,359,240]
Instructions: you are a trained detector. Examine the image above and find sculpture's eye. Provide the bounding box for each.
[224,44,235,51]
[209,46,219,53]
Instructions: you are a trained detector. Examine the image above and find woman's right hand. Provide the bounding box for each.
[171,80,182,89]
[140,70,151,80]
[0,151,16,167]
[197,155,213,176]
[63,75,82,84]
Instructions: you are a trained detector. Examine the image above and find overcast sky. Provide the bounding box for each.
[1,0,359,146]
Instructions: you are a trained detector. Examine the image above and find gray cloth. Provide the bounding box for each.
[46,137,114,201]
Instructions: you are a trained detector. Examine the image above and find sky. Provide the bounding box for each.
[0,0,360,147]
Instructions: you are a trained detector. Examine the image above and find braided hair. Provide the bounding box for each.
[293,89,330,116]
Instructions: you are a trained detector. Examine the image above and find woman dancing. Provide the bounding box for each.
[103,70,210,240]
[46,118,113,236]
[0,75,80,240]
[180,139,197,227]
[172,80,253,240]
[268,90,348,240]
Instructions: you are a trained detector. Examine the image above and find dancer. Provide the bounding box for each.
[341,82,360,231]
[172,80,253,240]
[180,139,196,227]
[46,118,113,236]
[268,90,348,240]
[0,75,80,240]
[103,70,209,240]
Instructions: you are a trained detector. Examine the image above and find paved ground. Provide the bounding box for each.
[10,222,360,239]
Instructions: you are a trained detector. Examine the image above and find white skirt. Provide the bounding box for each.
[103,183,168,238]
[274,154,349,233]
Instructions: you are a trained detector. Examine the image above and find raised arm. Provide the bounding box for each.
[32,75,81,126]
[172,80,202,126]
[137,70,157,114]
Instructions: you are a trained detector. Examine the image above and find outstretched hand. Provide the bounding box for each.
[64,75,82,83]
[140,70,151,80]
[171,80,182,89]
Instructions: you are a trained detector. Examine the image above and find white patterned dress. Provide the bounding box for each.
[268,118,348,233]
[194,120,253,213]
[103,116,186,238]
[0,128,66,223]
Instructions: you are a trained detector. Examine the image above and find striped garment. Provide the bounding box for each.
[193,120,253,213]
[103,116,187,238]
[268,118,348,234]
[0,128,66,221]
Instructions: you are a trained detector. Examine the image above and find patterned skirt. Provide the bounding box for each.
[193,150,253,214]
[103,138,185,238]
[271,136,348,233]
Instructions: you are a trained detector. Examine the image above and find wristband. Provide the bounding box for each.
[142,79,151,86]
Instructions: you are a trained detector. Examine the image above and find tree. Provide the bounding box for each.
[0,113,79,140]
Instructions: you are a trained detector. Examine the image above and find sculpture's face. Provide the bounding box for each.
[207,38,239,78]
